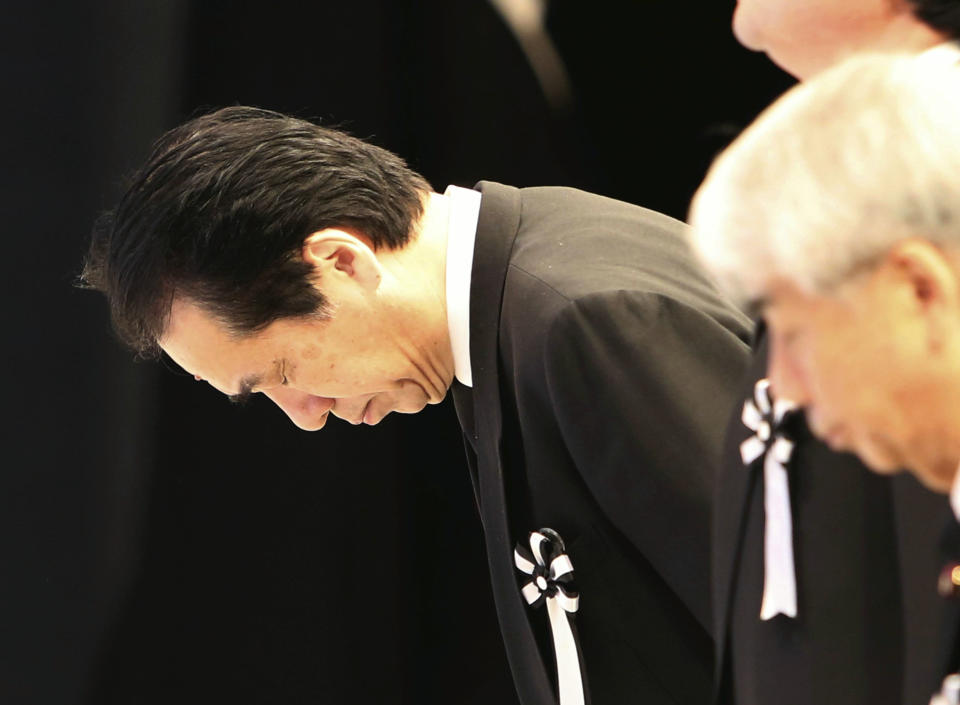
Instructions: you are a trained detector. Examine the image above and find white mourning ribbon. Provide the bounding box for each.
[740,379,799,620]
[930,673,960,705]
[514,529,584,705]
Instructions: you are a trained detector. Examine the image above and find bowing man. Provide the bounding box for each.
[81,107,751,705]
[689,52,960,705]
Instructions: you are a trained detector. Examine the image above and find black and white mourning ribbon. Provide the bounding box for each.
[931,673,960,705]
[514,528,585,705]
[740,379,799,620]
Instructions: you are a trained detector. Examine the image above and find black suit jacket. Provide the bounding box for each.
[714,329,952,705]
[451,182,752,705]
[933,518,960,696]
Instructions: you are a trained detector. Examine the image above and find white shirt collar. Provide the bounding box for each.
[917,40,960,66]
[444,185,481,388]
[950,464,960,522]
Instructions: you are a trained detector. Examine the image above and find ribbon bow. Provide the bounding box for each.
[740,379,799,620]
[515,529,585,705]
[930,673,960,705]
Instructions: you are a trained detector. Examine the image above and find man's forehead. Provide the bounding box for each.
[754,279,794,317]
[161,298,269,395]
[165,297,227,338]
[165,348,271,399]
[764,279,873,337]
[760,279,830,324]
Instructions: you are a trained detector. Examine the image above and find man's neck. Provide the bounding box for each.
[378,191,457,389]
[867,14,949,56]
[800,17,948,79]
[384,191,450,305]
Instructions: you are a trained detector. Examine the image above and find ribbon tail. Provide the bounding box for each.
[546,596,586,705]
[759,452,798,620]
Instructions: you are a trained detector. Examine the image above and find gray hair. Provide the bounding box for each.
[689,51,960,304]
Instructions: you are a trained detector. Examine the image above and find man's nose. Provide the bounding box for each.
[262,387,335,431]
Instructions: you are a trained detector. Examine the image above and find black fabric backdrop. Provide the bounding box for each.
[0,2,792,703]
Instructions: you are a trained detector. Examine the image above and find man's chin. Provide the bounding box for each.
[731,5,764,52]
[859,458,903,476]
[850,444,903,477]
[909,456,959,495]
[363,401,427,425]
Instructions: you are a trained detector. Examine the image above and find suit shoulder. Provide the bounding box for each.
[501,268,665,336]
[545,289,692,341]
[519,185,688,232]
[506,188,721,302]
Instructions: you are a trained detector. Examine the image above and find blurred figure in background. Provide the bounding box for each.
[733,0,957,78]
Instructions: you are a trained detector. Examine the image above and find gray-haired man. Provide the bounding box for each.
[691,52,960,703]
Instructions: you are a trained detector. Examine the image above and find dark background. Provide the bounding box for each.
[1,2,792,703]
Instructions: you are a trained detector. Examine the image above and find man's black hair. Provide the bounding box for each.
[909,0,960,38]
[81,106,432,356]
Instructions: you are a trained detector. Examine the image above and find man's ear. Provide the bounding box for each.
[887,239,959,311]
[301,229,383,291]
[885,239,960,353]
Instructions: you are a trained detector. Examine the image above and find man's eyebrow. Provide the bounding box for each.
[228,374,262,405]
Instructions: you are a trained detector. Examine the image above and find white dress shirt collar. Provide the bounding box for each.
[918,40,960,66]
[444,185,481,388]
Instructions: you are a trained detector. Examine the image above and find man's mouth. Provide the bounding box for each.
[331,398,370,426]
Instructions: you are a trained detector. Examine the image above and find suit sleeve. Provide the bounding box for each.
[542,289,750,630]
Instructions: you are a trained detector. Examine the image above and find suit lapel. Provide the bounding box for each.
[937,587,960,686]
[937,519,960,680]
[450,380,482,510]
[468,181,556,704]
[712,330,769,694]
[712,436,760,691]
